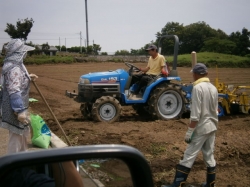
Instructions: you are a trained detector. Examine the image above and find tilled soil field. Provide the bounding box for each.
[25,62,250,187]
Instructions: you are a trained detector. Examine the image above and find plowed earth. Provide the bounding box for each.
[26,63,250,187]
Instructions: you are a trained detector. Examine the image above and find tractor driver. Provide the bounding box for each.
[130,45,168,99]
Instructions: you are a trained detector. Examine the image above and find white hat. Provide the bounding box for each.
[4,39,35,54]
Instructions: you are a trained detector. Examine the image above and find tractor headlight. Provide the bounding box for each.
[79,78,90,84]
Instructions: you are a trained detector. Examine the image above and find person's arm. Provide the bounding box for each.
[6,67,24,112]
[161,66,168,76]
[6,67,28,124]
[190,87,202,122]
[140,66,150,73]
[52,161,84,187]
[160,56,168,76]
[139,59,150,73]
[185,87,202,143]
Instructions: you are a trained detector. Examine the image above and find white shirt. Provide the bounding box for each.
[190,82,218,135]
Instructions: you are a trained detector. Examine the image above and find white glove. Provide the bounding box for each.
[18,111,29,124]
[29,74,38,81]
[185,127,195,143]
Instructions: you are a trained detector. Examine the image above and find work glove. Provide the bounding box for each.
[161,69,168,76]
[18,111,29,124]
[29,74,38,81]
[185,127,195,143]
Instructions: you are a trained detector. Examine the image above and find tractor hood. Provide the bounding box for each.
[80,69,123,84]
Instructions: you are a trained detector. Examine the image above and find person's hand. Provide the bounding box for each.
[185,127,195,143]
[29,74,38,81]
[161,69,168,76]
[18,111,29,124]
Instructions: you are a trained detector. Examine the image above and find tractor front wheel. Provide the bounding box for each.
[92,96,121,123]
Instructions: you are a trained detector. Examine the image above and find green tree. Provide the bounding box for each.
[61,45,66,52]
[86,45,93,54]
[42,42,50,51]
[41,42,50,55]
[216,29,229,39]
[155,22,184,55]
[101,52,108,55]
[201,38,236,54]
[4,18,34,41]
[130,49,138,55]
[93,44,101,55]
[229,28,250,56]
[79,46,86,53]
[115,50,130,56]
[180,21,219,54]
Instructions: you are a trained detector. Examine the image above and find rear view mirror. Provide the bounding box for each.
[0,145,154,187]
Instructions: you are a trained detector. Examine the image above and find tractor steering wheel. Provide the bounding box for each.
[124,62,141,71]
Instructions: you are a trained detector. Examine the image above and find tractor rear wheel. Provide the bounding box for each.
[148,83,185,120]
[91,96,121,123]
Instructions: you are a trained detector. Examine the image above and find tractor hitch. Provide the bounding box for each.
[65,90,78,98]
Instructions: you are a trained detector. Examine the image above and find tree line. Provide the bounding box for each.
[130,21,250,57]
[3,19,250,57]
[54,44,101,55]
[3,18,103,55]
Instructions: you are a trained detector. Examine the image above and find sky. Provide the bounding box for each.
[0,0,250,53]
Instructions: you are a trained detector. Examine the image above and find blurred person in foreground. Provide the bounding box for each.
[0,39,38,154]
[162,63,218,187]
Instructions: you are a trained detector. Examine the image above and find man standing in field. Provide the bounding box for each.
[162,63,218,187]
[130,45,168,100]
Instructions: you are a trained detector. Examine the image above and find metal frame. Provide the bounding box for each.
[0,145,154,187]
[158,35,179,71]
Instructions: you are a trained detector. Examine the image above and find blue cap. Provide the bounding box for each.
[191,63,208,74]
[145,45,157,51]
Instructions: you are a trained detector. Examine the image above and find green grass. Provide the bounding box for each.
[24,55,75,65]
[148,143,167,156]
[1,52,249,67]
[0,55,75,65]
[166,52,250,68]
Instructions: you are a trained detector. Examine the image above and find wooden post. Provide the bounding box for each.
[191,51,197,68]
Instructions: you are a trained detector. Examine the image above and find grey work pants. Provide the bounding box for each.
[179,131,216,168]
[7,128,30,154]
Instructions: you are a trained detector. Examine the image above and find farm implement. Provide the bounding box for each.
[215,67,250,115]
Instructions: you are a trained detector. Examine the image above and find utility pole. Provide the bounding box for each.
[85,0,89,47]
[59,37,61,51]
[80,31,82,53]
[65,38,66,52]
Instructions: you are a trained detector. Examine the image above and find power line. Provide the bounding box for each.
[0,29,79,35]
[0,38,79,41]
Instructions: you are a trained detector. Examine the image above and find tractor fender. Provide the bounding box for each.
[143,76,181,101]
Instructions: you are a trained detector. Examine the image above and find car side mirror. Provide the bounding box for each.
[0,145,154,187]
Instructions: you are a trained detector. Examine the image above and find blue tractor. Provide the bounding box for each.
[66,35,190,122]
